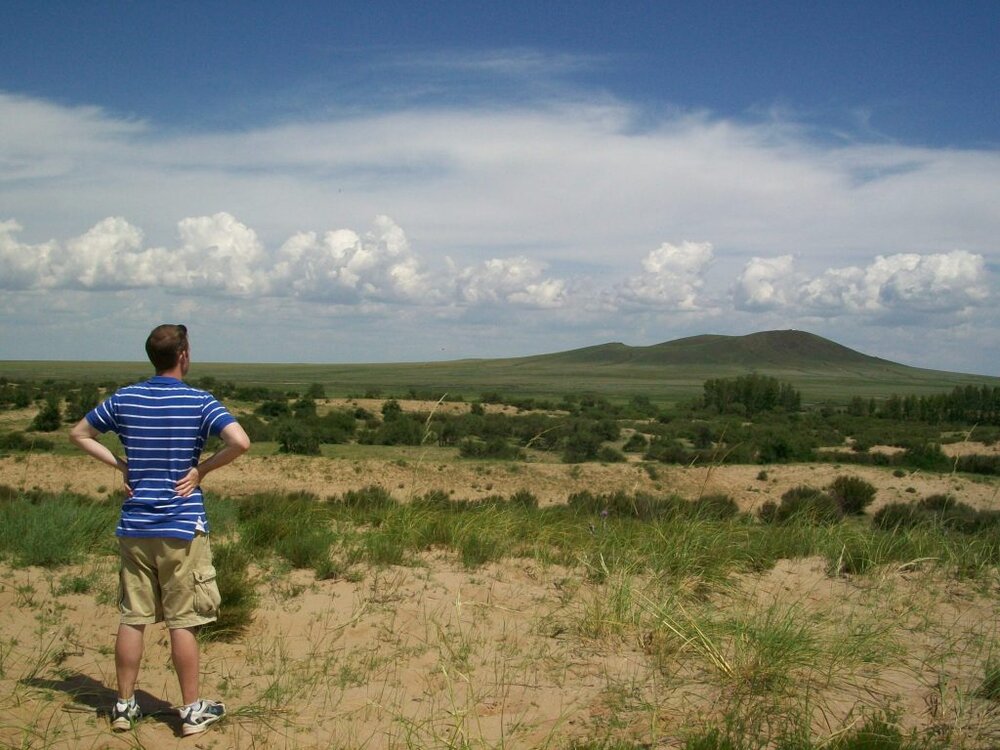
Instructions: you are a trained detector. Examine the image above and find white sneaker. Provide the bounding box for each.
[110,699,141,731]
[180,699,226,736]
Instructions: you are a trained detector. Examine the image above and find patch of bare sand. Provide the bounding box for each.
[942,440,1000,457]
[3,452,998,516]
[4,552,998,748]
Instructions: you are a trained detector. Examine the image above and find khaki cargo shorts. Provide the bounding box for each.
[118,534,221,629]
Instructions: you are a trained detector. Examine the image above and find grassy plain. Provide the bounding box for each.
[1,337,999,748]
[1,354,996,405]
[4,327,999,404]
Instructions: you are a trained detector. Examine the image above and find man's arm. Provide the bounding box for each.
[69,418,127,476]
[174,422,251,498]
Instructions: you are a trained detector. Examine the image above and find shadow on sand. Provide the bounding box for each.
[21,673,183,735]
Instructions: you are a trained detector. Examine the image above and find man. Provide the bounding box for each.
[69,324,250,736]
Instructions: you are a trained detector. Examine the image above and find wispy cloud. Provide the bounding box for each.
[0,88,997,371]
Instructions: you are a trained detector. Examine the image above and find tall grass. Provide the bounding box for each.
[4,486,996,585]
[0,490,117,566]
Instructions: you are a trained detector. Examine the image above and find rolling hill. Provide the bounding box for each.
[516,330,895,369]
[3,330,997,404]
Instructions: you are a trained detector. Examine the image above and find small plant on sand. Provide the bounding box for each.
[978,661,1000,700]
[201,540,256,641]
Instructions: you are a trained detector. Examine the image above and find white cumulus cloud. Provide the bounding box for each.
[732,255,798,311]
[454,256,567,308]
[614,241,714,310]
[738,250,992,316]
[0,220,58,289]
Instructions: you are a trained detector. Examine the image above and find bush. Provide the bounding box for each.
[872,494,1000,534]
[276,420,320,455]
[872,502,923,531]
[901,442,949,472]
[597,446,626,463]
[568,490,697,521]
[256,399,290,418]
[622,432,648,452]
[760,486,842,525]
[358,414,425,445]
[30,398,62,432]
[828,475,877,515]
[561,422,606,463]
[337,485,397,512]
[645,439,696,464]
[239,414,273,442]
[694,493,740,520]
[954,454,1000,475]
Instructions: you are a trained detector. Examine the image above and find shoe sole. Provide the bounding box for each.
[111,718,136,732]
[181,714,224,736]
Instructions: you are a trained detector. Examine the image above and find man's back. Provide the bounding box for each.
[87,375,235,539]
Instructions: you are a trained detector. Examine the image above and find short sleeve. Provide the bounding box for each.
[85,395,119,434]
[202,396,236,437]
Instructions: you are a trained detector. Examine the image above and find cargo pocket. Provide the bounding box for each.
[193,566,222,617]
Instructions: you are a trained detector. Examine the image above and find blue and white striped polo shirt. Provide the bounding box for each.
[86,376,236,540]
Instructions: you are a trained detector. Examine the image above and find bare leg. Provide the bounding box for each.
[169,627,200,705]
[115,624,145,699]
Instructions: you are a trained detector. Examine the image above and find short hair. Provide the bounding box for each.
[145,324,188,371]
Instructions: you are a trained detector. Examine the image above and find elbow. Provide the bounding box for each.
[68,423,87,447]
[226,424,251,455]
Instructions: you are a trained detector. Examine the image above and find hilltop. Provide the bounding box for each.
[515,330,896,370]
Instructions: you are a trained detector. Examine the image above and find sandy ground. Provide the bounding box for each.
[2,412,999,748]
[4,445,998,515]
[2,548,998,749]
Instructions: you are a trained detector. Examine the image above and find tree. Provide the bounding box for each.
[702,374,800,418]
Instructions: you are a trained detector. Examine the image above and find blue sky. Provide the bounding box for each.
[1,1,998,374]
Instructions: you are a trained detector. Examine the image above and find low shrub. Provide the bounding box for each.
[872,494,1000,534]
[597,446,627,463]
[872,502,924,531]
[828,475,877,515]
[275,420,320,455]
[622,432,649,452]
[954,454,1000,475]
[760,486,842,525]
[694,493,740,520]
[337,485,397,512]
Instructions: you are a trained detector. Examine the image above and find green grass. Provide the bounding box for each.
[0,481,996,747]
[0,491,117,566]
[4,327,997,404]
[3,486,996,587]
